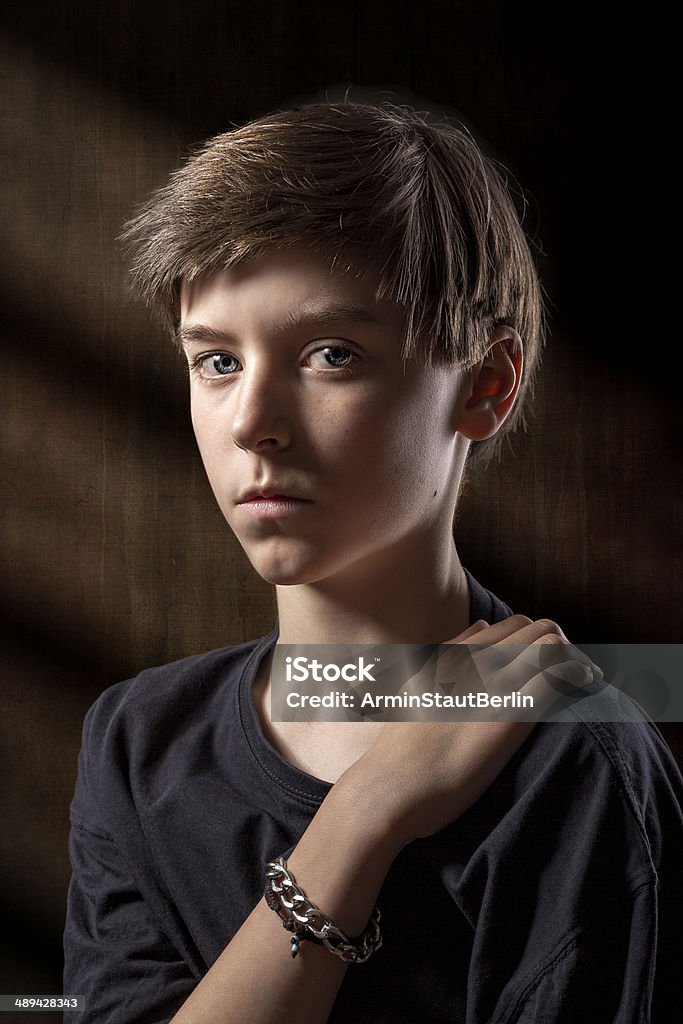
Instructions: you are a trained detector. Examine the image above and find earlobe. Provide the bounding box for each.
[456,328,524,441]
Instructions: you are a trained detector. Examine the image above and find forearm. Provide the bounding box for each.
[170,778,400,1024]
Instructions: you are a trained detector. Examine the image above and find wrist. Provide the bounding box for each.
[284,779,400,939]
[265,856,382,963]
[330,764,409,859]
[333,755,416,855]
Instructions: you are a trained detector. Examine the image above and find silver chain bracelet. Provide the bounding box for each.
[264,856,382,963]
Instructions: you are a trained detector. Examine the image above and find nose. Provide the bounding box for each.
[229,358,293,453]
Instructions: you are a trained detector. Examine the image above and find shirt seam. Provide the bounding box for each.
[494,922,582,1024]
[495,879,657,1024]
[69,814,114,842]
[573,717,658,883]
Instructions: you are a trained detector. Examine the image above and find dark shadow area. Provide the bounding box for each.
[1,0,656,380]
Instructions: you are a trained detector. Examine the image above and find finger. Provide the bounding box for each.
[466,630,599,698]
[497,617,568,644]
[477,638,602,701]
[476,619,573,678]
[446,619,490,643]
[441,617,588,693]
[438,616,534,691]
[447,614,534,645]
[507,634,602,677]
[521,658,600,717]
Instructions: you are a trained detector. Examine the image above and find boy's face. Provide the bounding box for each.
[179,248,468,587]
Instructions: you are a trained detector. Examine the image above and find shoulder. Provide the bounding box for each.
[462,567,683,874]
[453,712,683,895]
[576,714,683,875]
[525,673,683,885]
[533,711,682,827]
[82,638,258,738]
[71,631,275,828]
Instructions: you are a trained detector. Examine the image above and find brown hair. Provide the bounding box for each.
[121,101,545,468]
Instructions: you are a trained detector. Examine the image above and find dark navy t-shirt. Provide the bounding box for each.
[63,569,683,1022]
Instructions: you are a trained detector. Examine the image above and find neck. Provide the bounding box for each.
[274,535,471,646]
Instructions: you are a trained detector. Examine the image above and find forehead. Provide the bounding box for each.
[179,247,406,336]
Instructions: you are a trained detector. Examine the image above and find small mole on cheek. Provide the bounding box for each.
[433,490,438,498]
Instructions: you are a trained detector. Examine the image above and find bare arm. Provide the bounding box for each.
[170,774,401,1024]
[170,615,595,1024]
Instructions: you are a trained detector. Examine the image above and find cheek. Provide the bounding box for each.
[329,387,447,461]
[305,396,396,473]
[190,400,227,477]
[308,393,442,513]
[190,404,209,458]
[189,393,205,439]
[368,398,455,502]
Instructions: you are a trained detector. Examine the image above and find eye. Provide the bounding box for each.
[308,346,357,371]
[197,353,240,377]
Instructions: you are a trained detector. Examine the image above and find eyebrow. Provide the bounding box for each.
[177,301,383,348]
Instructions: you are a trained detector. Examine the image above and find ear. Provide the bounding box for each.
[455,326,524,441]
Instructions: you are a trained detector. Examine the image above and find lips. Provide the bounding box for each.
[237,486,310,503]
[235,488,314,519]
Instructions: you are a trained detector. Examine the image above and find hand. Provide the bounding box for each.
[337,615,600,851]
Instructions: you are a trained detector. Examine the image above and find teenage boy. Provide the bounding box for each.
[64,102,683,1023]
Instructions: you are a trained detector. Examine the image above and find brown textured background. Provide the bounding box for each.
[1,0,680,1009]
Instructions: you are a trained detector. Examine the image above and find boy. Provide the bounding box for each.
[64,102,682,1022]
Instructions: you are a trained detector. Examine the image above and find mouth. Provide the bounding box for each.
[236,493,314,519]
[237,485,311,504]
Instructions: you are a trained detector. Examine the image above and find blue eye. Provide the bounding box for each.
[310,346,355,369]
[326,347,352,366]
[202,353,239,377]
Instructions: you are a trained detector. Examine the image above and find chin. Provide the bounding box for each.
[250,562,324,587]
[244,545,333,587]
[236,530,373,588]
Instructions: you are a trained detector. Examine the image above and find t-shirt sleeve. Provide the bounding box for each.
[63,695,198,1024]
[428,719,683,1024]
[491,881,659,1023]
